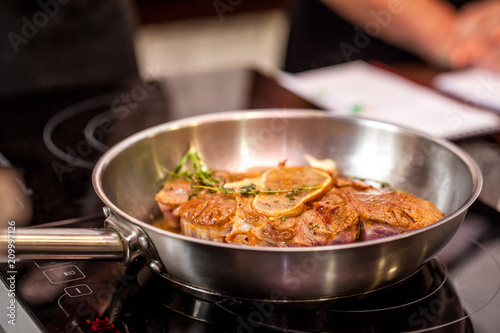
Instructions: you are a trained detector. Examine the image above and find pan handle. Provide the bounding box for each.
[0,208,164,273]
[0,228,125,261]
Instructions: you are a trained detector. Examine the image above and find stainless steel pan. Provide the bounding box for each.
[2,110,482,302]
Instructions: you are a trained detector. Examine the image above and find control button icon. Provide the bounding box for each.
[64,284,92,297]
[43,265,85,284]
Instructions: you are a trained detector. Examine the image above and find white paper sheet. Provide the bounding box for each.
[434,67,500,113]
[277,61,500,139]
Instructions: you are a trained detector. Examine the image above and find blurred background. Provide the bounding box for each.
[133,0,288,78]
[0,0,290,97]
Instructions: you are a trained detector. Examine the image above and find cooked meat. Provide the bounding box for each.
[317,178,444,242]
[179,191,237,242]
[154,166,444,247]
[211,170,234,184]
[179,192,236,226]
[288,210,346,246]
[225,195,270,246]
[155,179,193,206]
[225,196,348,247]
[312,188,361,244]
[155,179,193,229]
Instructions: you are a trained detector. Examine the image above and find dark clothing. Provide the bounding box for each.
[284,0,472,73]
[0,0,139,96]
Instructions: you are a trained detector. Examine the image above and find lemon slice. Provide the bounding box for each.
[223,177,262,190]
[252,166,333,217]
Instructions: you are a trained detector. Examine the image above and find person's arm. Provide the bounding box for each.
[322,0,500,70]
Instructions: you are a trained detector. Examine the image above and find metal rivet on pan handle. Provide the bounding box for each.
[103,206,112,218]
[149,261,163,273]
[138,236,149,249]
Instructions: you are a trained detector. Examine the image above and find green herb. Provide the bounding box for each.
[164,146,220,187]
[240,184,258,195]
[191,184,321,197]
[310,223,318,229]
[281,216,286,222]
[349,176,394,191]
[191,184,236,195]
[380,181,391,189]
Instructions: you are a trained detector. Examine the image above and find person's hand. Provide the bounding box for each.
[447,0,500,71]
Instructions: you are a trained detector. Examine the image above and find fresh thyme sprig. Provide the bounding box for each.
[164,146,220,187]
[191,183,321,197]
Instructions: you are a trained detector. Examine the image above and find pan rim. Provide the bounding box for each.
[92,109,483,252]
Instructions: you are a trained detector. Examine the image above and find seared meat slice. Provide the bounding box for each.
[155,179,193,228]
[356,188,444,240]
[226,197,342,247]
[287,210,343,246]
[211,170,234,184]
[155,179,193,206]
[179,192,237,242]
[312,188,361,244]
[225,195,270,246]
[154,171,237,229]
[328,178,444,241]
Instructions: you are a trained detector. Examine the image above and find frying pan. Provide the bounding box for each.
[2,110,482,302]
